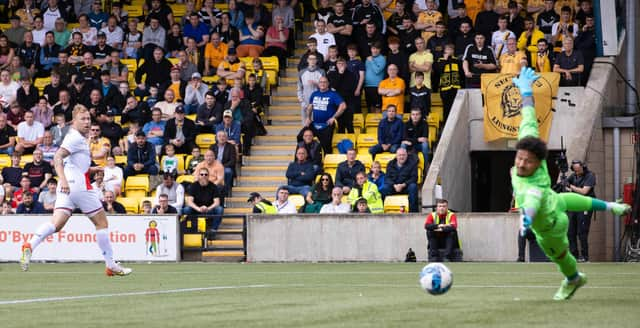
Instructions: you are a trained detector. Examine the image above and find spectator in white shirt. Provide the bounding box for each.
[16,110,45,154]
[320,187,351,213]
[274,186,297,214]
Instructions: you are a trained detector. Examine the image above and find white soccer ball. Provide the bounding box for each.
[419,263,453,295]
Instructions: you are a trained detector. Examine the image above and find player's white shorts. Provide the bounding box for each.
[54,189,104,217]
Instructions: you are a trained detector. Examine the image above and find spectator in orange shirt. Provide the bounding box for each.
[378,64,406,114]
[203,32,228,76]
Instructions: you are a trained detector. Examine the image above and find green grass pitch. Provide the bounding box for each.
[1,262,639,327]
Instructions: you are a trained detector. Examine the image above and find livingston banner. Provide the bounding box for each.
[481,72,560,142]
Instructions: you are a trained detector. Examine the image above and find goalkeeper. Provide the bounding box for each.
[510,67,631,300]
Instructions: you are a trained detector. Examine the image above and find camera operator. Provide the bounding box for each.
[565,160,596,262]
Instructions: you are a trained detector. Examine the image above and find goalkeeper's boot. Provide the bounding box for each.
[105,263,133,277]
[611,202,631,216]
[553,272,587,300]
[20,242,32,272]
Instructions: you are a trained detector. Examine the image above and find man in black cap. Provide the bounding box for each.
[164,105,197,154]
[97,108,124,148]
[91,31,114,66]
[125,131,159,178]
[248,192,277,214]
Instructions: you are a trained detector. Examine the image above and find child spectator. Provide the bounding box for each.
[162,144,182,174]
[409,71,431,119]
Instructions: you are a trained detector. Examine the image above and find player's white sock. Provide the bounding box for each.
[28,222,56,250]
[96,229,116,268]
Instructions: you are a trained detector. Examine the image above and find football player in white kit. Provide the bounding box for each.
[20,105,132,276]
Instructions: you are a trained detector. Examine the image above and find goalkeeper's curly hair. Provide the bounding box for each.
[516,136,548,161]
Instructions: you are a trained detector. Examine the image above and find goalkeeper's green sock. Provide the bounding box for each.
[554,250,578,279]
[559,193,629,214]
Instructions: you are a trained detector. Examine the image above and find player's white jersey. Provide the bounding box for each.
[59,128,93,192]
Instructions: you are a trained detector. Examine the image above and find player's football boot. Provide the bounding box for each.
[20,242,32,272]
[611,202,632,216]
[553,272,587,300]
[105,263,133,276]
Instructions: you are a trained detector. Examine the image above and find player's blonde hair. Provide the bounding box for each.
[72,104,89,119]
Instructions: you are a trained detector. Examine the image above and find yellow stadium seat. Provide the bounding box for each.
[34,77,51,92]
[121,58,137,72]
[402,113,411,122]
[383,195,409,213]
[365,113,382,130]
[123,6,142,17]
[356,133,377,154]
[288,194,305,211]
[185,114,196,121]
[353,113,365,132]
[323,154,346,171]
[428,126,437,148]
[125,175,150,193]
[183,234,203,248]
[375,153,396,170]
[114,155,127,166]
[331,133,356,153]
[19,154,33,167]
[168,57,179,65]
[125,189,147,199]
[0,154,10,169]
[195,133,216,150]
[177,175,195,184]
[118,197,139,214]
[202,75,220,85]
[323,168,336,181]
[356,153,373,170]
[171,3,186,17]
[161,154,185,173]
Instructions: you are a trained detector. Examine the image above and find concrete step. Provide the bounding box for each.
[237,176,287,186]
[262,125,302,136]
[268,107,300,116]
[232,186,279,197]
[280,76,298,86]
[274,86,297,96]
[272,95,299,103]
[254,135,296,146]
[270,115,302,125]
[240,165,288,176]
[222,207,252,215]
[220,217,244,226]
[251,145,296,156]
[217,228,243,234]
[243,154,293,166]
[288,58,300,66]
[201,250,245,262]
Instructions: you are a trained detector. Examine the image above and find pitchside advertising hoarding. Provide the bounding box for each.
[0,215,180,261]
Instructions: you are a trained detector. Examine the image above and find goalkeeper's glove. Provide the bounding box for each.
[520,213,532,237]
[512,67,540,97]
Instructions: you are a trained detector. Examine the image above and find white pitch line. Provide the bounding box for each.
[2,271,639,276]
[0,284,271,306]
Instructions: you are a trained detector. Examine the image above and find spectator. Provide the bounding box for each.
[216,47,246,81]
[0,113,16,155]
[78,53,100,88]
[424,198,459,261]
[18,31,40,77]
[499,38,528,74]
[367,160,386,191]
[346,44,365,114]
[183,167,224,231]
[491,15,516,58]
[38,32,60,77]
[475,0,501,41]
[326,0,353,57]
[125,131,159,178]
[16,110,45,154]
[155,89,181,121]
[415,0,442,45]
[102,50,128,85]
[364,42,385,113]
[385,0,412,38]
[323,46,339,74]
[186,147,204,174]
[0,70,20,109]
[309,19,335,59]
[6,103,24,129]
[91,169,106,202]
[53,89,75,123]
[537,0,560,41]
[161,144,181,174]
[553,36,583,86]
[320,187,351,213]
[16,191,45,214]
[297,53,326,124]
[378,64,406,114]
[506,1,525,37]
[454,21,474,58]
[551,5,578,53]
[314,0,334,23]
[211,130,236,196]
[122,18,143,59]
[23,149,54,192]
[387,36,409,83]
[213,12,240,47]
[164,106,196,155]
[398,17,420,55]
[224,89,258,156]
[203,32,228,77]
[196,91,223,133]
[38,178,57,213]
[36,131,59,165]
[347,171,384,213]
[215,110,242,152]
[192,149,225,189]
[43,72,63,106]
[198,0,220,29]
[305,76,346,156]
[64,32,88,65]
[100,15,124,49]
[134,47,172,99]
[353,197,371,213]
[121,96,151,127]
[402,108,430,166]
[532,39,554,73]
[380,148,419,212]
[336,148,366,194]
[183,12,210,49]
[284,147,316,196]
[155,171,185,213]
[574,14,596,81]
[1,201,14,214]
[237,13,265,58]
[449,4,473,42]
[103,156,123,195]
[2,153,23,189]
[296,127,323,174]
[152,193,178,214]
[184,73,209,115]
[302,172,334,213]
[5,16,27,47]
[409,37,434,91]
[12,176,38,208]
[91,32,114,66]
[53,18,71,49]
[409,71,431,119]
[327,57,357,133]
[273,186,297,214]
[96,110,124,149]
[518,16,545,60]
[352,0,385,41]
[462,33,498,88]
[142,108,166,155]
[370,105,404,157]
[248,192,277,214]
[29,98,51,131]
[102,190,126,214]
[88,123,110,167]
[141,17,167,62]
[298,38,325,72]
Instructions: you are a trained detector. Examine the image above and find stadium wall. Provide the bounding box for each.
[246,213,519,262]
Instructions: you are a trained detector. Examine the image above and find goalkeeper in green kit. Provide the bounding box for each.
[510,67,631,300]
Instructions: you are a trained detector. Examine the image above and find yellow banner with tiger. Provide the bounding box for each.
[481,72,560,142]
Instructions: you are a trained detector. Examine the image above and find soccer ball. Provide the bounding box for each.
[419,263,453,295]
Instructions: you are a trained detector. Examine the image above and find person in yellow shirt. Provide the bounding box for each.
[89,123,111,167]
[203,32,228,76]
[499,37,528,74]
[378,64,406,114]
[517,16,545,59]
[532,39,553,72]
[415,0,442,44]
[409,37,434,88]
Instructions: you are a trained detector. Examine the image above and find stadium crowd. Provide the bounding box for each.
[0,0,596,216]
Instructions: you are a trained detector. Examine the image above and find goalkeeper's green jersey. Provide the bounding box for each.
[510,104,559,233]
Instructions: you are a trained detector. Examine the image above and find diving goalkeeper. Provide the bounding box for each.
[511,67,631,300]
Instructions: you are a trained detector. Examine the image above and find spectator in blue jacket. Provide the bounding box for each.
[16,191,45,214]
[335,148,366,194]
[142,108,166,154]
[364,41,386,113]
[125,131,159,178]
[215,110,242,150]
[380,148,419,212]
[370,105,404,157]
[284,146,316,196]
